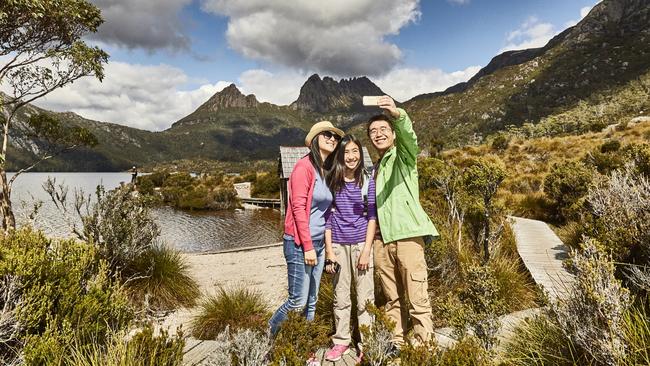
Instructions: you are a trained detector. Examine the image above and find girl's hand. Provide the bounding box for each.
[304,249,317,266]
[325,251,338,274]
[357,249,371,271]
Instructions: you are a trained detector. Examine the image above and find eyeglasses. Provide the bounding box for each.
[369,126,392,137]
[321,131,341,141]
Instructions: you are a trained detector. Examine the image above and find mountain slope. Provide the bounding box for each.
[7,101,166,172]
[7,0,649,171]
[404,0,650,148]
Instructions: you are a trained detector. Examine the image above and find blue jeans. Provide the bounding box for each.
[268,236,325,336]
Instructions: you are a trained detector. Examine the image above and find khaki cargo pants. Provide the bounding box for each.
[373,236,433,345]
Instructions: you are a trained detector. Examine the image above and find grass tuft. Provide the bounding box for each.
[125,244,200,311]
[191,285,270,339]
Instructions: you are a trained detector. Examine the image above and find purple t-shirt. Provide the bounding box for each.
[326,177,377,244]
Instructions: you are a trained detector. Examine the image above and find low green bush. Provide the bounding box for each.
[437,337,490,366]
[137,177,156,196]
[601,139,622,153]
[489,255,538,313]
[191,286,269,339]
[543,160,593,222]
[177,185,210,210]
[491,134,510,151]
[399,336,490,366]
[502,315,589,366]
[269,312,330,366]
[66,324,184,366]
[0,228,133,365]
[207,187,239,210]
[252,172,280,198]
[125,244,200,311]
[447,265,504,352]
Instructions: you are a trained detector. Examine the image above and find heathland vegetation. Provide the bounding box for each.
[181,118,650,365]
[0,184,198,365]
[2,0,650,364]
[135,167,279,211]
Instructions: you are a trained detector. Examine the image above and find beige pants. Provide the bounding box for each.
[332,242,375,346]
[373,236,433,345]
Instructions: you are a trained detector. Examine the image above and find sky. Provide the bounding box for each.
[29,0,600,131]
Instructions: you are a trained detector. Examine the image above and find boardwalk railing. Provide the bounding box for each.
[241,197,281,209]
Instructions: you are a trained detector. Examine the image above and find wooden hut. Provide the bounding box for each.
[278,146,373,215]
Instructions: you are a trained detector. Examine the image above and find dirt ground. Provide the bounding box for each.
[158,244,287,335]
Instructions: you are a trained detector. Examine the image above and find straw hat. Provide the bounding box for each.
[304,121,344,147]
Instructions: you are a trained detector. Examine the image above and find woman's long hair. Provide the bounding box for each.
[309,133,336,178]
[326,134,366,194]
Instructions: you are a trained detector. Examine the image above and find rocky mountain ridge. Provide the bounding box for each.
[402,0,650,148]
[6,0,649,171]
[290,74,387,113]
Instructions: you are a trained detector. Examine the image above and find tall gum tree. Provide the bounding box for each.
[0,0,108,232]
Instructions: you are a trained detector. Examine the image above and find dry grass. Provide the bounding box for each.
[125,244,200,312]
[191,285,270,340]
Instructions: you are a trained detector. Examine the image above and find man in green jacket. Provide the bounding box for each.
[367,96,438,348]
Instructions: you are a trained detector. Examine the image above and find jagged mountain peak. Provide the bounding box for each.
[290,74,386,113]
[196,83,260,113]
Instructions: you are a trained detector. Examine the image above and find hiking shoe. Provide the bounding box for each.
[306,353,321,366]
[325,344,350,361]
[355,350,364,364]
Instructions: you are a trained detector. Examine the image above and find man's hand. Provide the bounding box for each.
[304,249,317,266]
[377,96,399,119]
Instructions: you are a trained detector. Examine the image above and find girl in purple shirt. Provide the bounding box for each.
[323,134,377,362]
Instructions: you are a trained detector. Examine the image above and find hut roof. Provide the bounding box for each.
[278,146,374,178]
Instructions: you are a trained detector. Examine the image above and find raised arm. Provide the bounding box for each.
[377,96,419,166]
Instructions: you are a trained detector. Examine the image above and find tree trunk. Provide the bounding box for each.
[0,171,15,233]
[1,104,16,233]
[482,209,490,263]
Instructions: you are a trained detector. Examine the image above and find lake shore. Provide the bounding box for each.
[159,243,287,334]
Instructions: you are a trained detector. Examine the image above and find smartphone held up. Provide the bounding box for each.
[362,96,382,106]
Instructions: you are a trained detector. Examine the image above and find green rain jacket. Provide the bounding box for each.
[375,108,439,243]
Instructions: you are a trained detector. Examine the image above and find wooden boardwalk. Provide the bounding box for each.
[241,197,281,208]
[182,216,575,364]
[509,216,574,301]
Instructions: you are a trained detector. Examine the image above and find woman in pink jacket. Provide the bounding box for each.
[269,121,344,336]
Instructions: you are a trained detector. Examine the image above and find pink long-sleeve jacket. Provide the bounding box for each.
[284,156,326,252]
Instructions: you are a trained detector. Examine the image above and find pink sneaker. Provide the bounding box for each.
[306,353,321,366]
[325,344,350,361]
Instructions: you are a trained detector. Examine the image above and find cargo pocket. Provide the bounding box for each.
[410,271,429,307]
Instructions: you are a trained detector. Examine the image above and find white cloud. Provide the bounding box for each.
[200,0,421,77]
[565,2,601,28]
[447,0,470,5]
[34,62,232,131]
[375,65,481,102]
[238,69,306,105]
[500,16,556,53]
[502,2,602,53]
[580,5,592,18]
[88,0,193,52]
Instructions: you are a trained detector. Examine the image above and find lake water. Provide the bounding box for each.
[10,172,283,253]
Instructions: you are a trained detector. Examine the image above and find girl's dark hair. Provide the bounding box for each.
[309,133,336,178]
[326,134,365,194]
[366,114,393,136]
